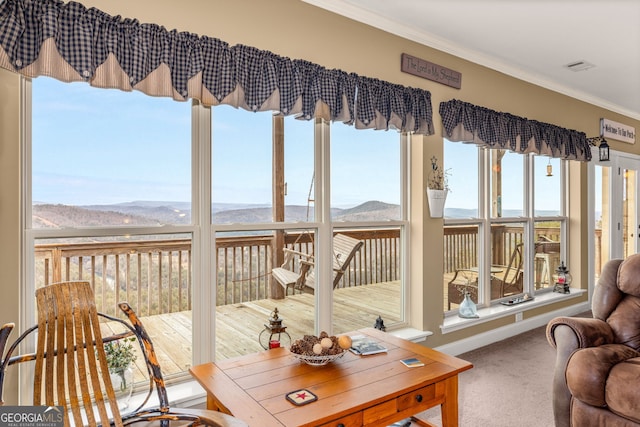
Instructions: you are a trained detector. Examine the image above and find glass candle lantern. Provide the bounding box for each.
[258,307,291,350]
[553,262,572,294]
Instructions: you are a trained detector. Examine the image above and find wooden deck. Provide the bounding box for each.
[104,281,401,383]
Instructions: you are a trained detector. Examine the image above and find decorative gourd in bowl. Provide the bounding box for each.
[289,332,352,366]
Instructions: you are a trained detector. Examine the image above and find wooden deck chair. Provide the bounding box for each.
[447,243,524,309]
[0,281,248,427]
[490,242,524,297]
[272,233,363,295]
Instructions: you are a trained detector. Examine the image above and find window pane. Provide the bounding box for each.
[534,156,561,215]
[491,150,523,217]
[594,165,610,283]
[215,229,315,360]
[32,78,191,227]
[444,224,480,311]
[212,107,273,224]
[534,221,562,290]
[284,116,315,222]
[331,125,400,221]
[34,233,193,381]
[332,227,403,334]
[445,140,478,218]
[622,168,637,259]
[490,223,524,301]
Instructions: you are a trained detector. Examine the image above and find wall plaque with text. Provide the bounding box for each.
[401,53,461,89]
[601,118,636,144]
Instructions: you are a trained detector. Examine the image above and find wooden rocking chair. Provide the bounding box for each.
[0,281,247,427]
[272,233,363,295]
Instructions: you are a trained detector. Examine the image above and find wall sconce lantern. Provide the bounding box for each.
[587,136,610,162]
[546,159,553,177]
[598,138,610,162]
[553,262,572,294]
[258,307,291,349]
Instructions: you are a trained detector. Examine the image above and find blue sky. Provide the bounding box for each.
[32,77,401,209]
[33,78,191,205]
[32,76,559,211]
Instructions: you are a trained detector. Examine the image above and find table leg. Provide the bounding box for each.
[439,376,459,427]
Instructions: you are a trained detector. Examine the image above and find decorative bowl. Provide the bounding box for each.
[290,350,346,366]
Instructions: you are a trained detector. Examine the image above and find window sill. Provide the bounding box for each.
[388,327,433,343]
[440,288,586,334]
[125,379,207,412]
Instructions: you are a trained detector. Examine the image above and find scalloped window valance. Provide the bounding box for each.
[0,0,435,135]
[440,99,591,161]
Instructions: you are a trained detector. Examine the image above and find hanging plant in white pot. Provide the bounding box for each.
[426,156,451,218]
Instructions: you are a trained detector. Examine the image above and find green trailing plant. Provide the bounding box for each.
[103,337,137,391]
[428,156,451,191]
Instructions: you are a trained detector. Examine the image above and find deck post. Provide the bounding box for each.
[272,115,286,299]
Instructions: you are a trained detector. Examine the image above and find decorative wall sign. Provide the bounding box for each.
[601,118,636,144]
[401,53,462,89]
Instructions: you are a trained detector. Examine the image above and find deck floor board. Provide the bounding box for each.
[105,280,403,382]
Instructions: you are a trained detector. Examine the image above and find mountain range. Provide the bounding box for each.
[32,201,561,228]
[32,200,401,227]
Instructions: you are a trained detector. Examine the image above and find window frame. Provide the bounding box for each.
[22,75,412,391]
[22,77,202,403]
[444,140,568,313]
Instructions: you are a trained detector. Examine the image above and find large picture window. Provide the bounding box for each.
[443,139,567,312]
[29,78,194,386]
[26,76,410,388]
[211,112,408,356]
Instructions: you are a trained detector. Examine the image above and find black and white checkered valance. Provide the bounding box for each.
[440,99,591,161]
[0,0,435,135]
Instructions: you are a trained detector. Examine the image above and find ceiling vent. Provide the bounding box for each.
[565,60,595,72]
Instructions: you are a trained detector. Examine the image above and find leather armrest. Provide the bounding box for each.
[546,316,614,350]
[545,317,615,427]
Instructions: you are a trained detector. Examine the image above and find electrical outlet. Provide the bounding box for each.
[515,312,523,322]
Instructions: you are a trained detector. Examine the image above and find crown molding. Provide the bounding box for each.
[303,0,640,121]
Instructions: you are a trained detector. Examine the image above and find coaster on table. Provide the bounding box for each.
[285,389,318,406]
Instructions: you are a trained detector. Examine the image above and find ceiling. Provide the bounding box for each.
[304,0,640,121]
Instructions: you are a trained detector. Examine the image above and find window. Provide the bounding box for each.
[330,124,406,333]
[444,139,567,312]
[27,77,410,381]
[210,109,408,356]
[29,78,193,386]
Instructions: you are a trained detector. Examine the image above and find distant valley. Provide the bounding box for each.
[32,201,560,228]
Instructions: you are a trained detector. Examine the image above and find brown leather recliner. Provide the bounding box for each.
[546,255,640,427]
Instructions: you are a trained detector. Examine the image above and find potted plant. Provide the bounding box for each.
[426,156,451,218]
[103,337,137,408]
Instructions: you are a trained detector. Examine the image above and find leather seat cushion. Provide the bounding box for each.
[606,357,640,423]
[567,344,639,407]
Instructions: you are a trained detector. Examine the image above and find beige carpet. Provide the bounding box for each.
[417,312,591,427]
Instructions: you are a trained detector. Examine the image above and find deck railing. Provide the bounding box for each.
[34,229,402,315]
[444,225,563,273]
[35,225,593,316]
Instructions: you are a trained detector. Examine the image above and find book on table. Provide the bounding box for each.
[400,357,424,368]
[349,334,388,355]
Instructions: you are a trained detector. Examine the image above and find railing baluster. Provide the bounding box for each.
[168,251,173,313]
[115,254,120,313]
[158,252,163,315]
[147,252,152,315]
[137,253,142,316]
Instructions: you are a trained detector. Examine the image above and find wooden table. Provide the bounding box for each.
[190,328,472,427]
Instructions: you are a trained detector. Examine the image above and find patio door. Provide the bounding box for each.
[615,155,640,258]
[591,150,640,286]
